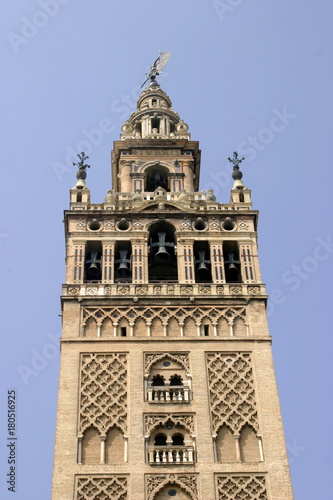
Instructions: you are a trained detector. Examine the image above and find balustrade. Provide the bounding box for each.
[147,446,194,464]
[147,385,190,403]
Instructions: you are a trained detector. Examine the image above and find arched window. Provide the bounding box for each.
[152,374,165,386]
[154,434,167,446]
[145,165,169,191]
[169,374,183,386]
[172,433,184,446]
[149,222,177,282]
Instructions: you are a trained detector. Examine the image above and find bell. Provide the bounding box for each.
[115,250,131,275]
[197,261,209,272]
[196,250,211,279]
[117,261,129,272]
[225,252,240,281]
[154,232,171,262]
[85,252,101,279]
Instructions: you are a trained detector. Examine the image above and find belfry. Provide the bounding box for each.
[52,55,294,500]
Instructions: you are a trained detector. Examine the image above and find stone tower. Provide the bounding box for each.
[52,78,294,499]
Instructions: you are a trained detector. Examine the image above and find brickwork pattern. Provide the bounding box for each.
[79,353,127,434]
[207,353,258,434]
[216,474,267,500]
[76,475,127,499]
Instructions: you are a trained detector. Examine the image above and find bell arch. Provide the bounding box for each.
[149,221,178,282]
[145,164,170,192]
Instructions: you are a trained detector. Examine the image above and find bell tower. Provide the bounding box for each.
[52,61,294,500]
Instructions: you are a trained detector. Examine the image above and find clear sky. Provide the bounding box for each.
[0,1,332,499]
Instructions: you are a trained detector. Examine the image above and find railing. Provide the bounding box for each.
[147,446,194,465]
[147,385,190,403]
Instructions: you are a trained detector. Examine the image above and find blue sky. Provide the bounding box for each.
[0,1,332,499]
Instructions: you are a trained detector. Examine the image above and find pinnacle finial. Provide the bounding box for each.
[73,152,90,188]
[228,152,245,189]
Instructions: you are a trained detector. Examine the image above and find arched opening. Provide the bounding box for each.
[194,241,212,283]
[216,425,236,462]
[154,433,167,446]
[223,241,242,283]
[114,241,132,283]
[152,374,165,386]
[233,317,246,336]
[169,374,183,386]
[81,427,100,464]
[84,317,97,338]
[172,433,184,446]
[149,222,177,282]
[145,165,170,192]
[105,427,124,464]
[146,356,190,403]
[100,317,112,337]
[84,241,102,282]
[239,425,260,462]
[148,422,194,465]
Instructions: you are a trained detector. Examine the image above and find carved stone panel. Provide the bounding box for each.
[207,353,258,434]
[79,353,127,434]
[76,475,127,500]
[216,475,267,500]
[146,474,198,500]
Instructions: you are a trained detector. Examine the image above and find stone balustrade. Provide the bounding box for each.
[147,385,190,403]
[147,446,194,465]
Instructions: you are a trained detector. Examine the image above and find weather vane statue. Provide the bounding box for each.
[73,152,90,183]
[228,151,245,187]
[141,51,171,88]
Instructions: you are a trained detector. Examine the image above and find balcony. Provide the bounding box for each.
[147,446,194,465]
[147,385,190,403]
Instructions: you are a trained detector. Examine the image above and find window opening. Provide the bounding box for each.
[151,374,165,386]
[172,434,184,446]
[194,241,212,283]
[85,241,102,282]
[154,434,167,446]
[223,241,242,282]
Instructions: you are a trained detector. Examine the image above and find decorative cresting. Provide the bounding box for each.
[82,306,247,337]
[146,474,198,500]
[76,475,127,500]
[145,353,190,376]
[207,353,258,434]
[216,475,267,500]
[144,414,194,436]
[79,354,127,435]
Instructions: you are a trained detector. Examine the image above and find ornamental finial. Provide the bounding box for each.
[73,152,90,189]
[228,152,245,189]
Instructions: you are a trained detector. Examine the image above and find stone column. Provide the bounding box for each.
[120,161,132,192]
[182,160,194,191]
